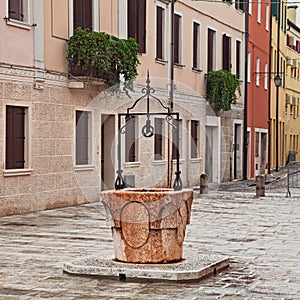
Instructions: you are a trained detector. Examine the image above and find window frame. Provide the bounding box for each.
[174,12,182,65]
[192,21,201,70]
[256,57,260,86]
[75,110,92,166]
[127,0,146,54]
[125,116,138,163]
[236,40,241,79]
[156,4,166,60]
[5,105,30,171]
[191,120,200,159]
[207,28,216,73]
[222,33,232,72]
[7,0,30,24]
[154,118,165,161]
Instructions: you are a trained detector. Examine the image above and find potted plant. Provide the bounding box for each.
[206,69,241,111]
[67,28,139,91]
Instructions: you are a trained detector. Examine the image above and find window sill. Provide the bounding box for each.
[155,58,168,65]
[74,165,95,171]
[5,19,32,30]
[153,160,167,165]
[174,63,185,69]
[192,68,203,73]
[190,158,202,163]
[3,169,33,177]
[172,159,184,164]
[124,162,140,168]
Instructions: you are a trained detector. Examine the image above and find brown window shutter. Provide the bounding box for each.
[156,6,163,59]
[174,14,180,64]
[9,0,23,21]
[154,119,163,160]
[236,41,241,79]
[172,120,180,160]
[125,117,136,162]
[6,106,25,169]
[228,36,232,72]
[74,0,92,30]
[207,29,214,72]
[193,22,199,69]
[84,0,93,30]
[76,111,89,165]
[191,120,198,158]
[222,34,227,70]
[128,0,137,39]
[137,0,146,53]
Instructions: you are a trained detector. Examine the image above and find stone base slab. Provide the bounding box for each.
[63,255,229,281]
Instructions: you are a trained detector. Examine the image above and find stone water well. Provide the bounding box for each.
[101,188,193,263]
[64,75,229,280]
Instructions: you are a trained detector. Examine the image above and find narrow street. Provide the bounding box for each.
[0,179,299,299]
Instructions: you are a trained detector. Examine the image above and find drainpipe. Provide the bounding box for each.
[275,0,281,172]
[267,2,273,174]
[243,2,249,180]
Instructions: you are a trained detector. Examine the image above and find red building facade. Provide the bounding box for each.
[247,2,271,178]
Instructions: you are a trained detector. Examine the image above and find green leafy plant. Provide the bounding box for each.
[67,28,139,91]
[206,70,241,111]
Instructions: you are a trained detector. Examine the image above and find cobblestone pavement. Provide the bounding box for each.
[0,185,299,299]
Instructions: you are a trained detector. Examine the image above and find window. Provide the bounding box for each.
[191,120,199,158]
[174,13,182,64]
[172,119,182,160]
[256,57,260,86]
[6,106,27,169]
[193,22,200,70]
[76,110,91,165]
[154,118,164,160]
[8,0,29,22]
[257,1,261,23]
[247,52,251,82]
[156,6,165,60]
[266,5,270,31]
[222,34,231,72]
[207,28,216,72]
[235,0,244,11]
[125,116,137,162]
[236,40,241,79]
[128,0,146,53]
[264,63,268,90]
[73,0,92,30]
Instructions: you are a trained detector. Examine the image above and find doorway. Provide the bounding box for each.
[101,115,115,190]
[233,123,242,179]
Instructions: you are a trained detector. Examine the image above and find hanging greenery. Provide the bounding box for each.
[206,70,241,111]
[67,28,139,91]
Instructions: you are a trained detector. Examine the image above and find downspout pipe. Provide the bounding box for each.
[243,2,249,180]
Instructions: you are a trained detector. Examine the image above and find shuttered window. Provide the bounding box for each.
[174,14,181,64]
[6,106,25,169]
[191,120,199,159]
[154,118,164,160]
[128,0,146,54]
[172,119,181,160]
[76,111,90,165]
[207,29,215,72]
[236,40,241,79]
[193,22,200,69]
[74,0,92,30]
[156,6,163,59]
[8,0,29,22]
[222,34,231,72]
[125,116,137,162]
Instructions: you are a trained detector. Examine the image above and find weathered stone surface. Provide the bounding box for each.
[101,188,193,263]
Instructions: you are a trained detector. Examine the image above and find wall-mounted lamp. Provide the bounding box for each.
[274,75,282,87]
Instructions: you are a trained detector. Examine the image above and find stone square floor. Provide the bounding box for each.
[0,187,299,299]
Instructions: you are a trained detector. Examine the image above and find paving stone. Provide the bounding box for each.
[0,187,299,299]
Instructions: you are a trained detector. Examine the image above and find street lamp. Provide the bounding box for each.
[274,75,282,87]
